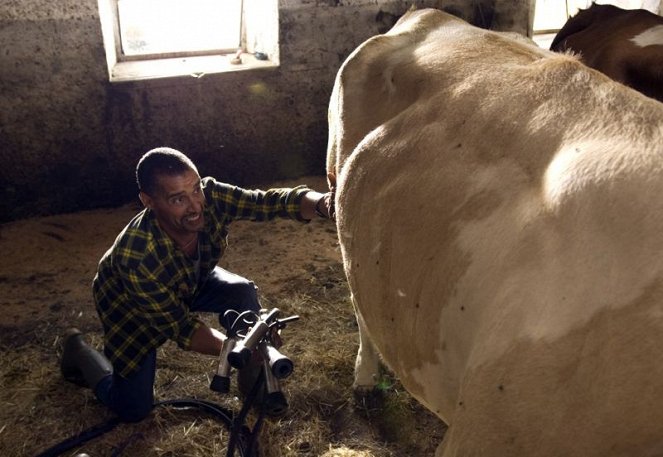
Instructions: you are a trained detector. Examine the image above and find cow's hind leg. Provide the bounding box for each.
[353,303,380,393]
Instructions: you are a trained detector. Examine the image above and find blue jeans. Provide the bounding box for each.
[94,266,261,422]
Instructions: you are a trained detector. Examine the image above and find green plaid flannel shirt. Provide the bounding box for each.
[93,177,311,378]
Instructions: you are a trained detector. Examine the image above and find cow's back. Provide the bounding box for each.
[330,8,663,456]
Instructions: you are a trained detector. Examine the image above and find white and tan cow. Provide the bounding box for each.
[327,8,663,457]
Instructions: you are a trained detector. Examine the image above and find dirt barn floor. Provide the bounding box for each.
[0,176,446,457]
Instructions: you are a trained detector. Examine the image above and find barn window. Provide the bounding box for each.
[533,0,662,48]
[98,0,279,83]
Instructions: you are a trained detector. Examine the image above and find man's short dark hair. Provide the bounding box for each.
[136,147,198,196]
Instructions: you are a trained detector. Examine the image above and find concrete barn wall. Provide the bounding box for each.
[0,0,531,222]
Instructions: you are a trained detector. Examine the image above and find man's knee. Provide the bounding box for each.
[225,277,260,311]
[115,402,154,423]
[99,354,157,423]
[97,378,154,423]
[195,268,261,314]
[106,382,155,423]
[240,280,260,308]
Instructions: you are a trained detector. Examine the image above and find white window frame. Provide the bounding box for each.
[98,0,279,83]
[533,0,590,34]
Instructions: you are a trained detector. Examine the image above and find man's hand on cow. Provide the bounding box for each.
[315,189,336,220]
[301,189,336,220]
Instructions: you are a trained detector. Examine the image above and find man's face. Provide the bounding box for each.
[140,169,206,236]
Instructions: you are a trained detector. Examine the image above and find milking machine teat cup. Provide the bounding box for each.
[210,307,299,409]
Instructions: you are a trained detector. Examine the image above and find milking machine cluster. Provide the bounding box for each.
[211,307,300,457]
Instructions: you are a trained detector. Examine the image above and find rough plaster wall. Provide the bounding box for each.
[0,0,111,221]
[0,0,531,222]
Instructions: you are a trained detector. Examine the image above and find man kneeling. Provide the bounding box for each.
[60,147,333,422]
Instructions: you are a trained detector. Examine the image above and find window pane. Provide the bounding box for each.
[117,0,242,56]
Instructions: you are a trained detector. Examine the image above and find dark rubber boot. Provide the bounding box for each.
[60,328,113,388]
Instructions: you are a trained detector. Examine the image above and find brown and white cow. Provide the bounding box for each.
[550,3,663,102]
[327,8,663,457]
